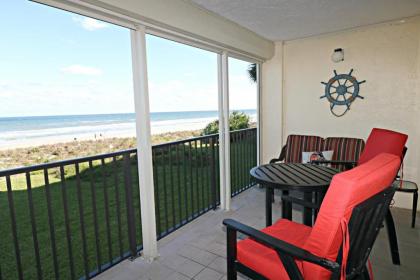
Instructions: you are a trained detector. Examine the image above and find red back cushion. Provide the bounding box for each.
[284,135,324,163]
[302,153,401,279]
[358,128,408,165]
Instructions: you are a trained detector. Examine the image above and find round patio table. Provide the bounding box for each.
[250,163,338,226]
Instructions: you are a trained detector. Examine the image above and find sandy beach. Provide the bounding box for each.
[0,116,217,151]
[0,111,256,169]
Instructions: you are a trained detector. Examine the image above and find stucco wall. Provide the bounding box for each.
[261,42,284,164]
[281,17,420,208]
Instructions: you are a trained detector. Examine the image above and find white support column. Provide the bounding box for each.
[217,54,226,210]
[256,63,262,165]
[130,26,158,261]
[218,52,231,210]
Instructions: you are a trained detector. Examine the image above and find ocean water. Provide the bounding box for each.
[0,110,256,149]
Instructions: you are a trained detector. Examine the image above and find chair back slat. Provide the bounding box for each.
[344,187,396,278]
[284,135,324,163]
[323,137,365,171]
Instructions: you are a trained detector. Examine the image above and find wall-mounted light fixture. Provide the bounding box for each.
[331,48,344,63]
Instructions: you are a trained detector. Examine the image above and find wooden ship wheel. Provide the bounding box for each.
[321,69,366,117]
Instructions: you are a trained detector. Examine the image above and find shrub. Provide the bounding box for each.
[202,111,250,135]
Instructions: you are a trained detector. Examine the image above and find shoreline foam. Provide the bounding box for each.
[0,114,256,150]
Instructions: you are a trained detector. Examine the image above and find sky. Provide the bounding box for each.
[0,0,257,117]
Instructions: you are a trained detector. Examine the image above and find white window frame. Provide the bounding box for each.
[31,0,264,259]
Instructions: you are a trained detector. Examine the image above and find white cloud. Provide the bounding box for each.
[72,16,109,31]
[147,75,256,113]
[0,80,133,117]
[148,79,219,112]
[229,74,257,110]
[61,65,103,76]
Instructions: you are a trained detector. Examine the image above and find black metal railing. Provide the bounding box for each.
[0,128,257,280]
[153,133,220,239]
[230,128,258,196]
[0,149,142,280]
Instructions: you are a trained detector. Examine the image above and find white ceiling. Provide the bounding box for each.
[189,0,420,41]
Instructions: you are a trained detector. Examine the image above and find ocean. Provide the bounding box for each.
[0,110,256,149]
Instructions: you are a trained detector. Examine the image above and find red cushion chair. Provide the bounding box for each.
[224,153,401,280]
[358,128,408,165]
[311,128,407,170]
[314,128,408,265]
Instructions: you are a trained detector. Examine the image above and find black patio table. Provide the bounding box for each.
[250,163,338,226]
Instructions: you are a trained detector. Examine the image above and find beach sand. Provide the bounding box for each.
[0,116,218,151]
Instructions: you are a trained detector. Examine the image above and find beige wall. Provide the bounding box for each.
[281,17,420,208]
[261,42,284,164]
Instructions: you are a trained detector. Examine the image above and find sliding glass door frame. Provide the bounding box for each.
[32,0,264,259]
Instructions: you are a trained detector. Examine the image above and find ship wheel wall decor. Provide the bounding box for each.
[320,69,366,117]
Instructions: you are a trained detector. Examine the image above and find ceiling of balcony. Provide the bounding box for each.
[189,0,420,41]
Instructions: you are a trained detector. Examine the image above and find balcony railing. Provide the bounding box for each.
[0,128,257,280]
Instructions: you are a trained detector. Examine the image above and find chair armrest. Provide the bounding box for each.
[269,158,282,164]
[269,145,287,164]
[223,219,340,273]
[282,195,320,210]
[311,160,357,169]
[311,160,356,165]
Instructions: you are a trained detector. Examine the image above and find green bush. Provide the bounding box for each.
[202,111,250,135]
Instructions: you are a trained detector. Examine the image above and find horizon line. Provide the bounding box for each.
[0,109,257,119]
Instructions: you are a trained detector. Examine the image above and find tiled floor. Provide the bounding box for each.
[94,187,420,280]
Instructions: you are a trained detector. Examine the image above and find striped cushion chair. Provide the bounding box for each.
[323,137,365,171]
[283,135,325,163]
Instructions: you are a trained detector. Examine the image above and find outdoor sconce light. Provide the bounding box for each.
[331,48,344,63]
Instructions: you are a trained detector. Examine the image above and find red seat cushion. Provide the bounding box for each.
[284,135,324,163]
[237,219,312,280]
[357,128,408,165]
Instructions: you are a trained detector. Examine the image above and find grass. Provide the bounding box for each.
[0,130,257,280]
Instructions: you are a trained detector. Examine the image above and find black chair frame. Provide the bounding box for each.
[223,185,397,280]
[269,145,287,164]
[311,160,357,171]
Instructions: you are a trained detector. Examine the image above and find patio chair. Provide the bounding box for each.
[224,153,401,280]
[312,128,407,170]
[311,128,408,265]
[268,135,324,203]
[270,134,324,164]
[268,134,364,203]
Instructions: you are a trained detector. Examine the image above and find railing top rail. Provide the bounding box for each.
[0,127,257,176]
[230,127,257,134]
[152,132,219,148]
[0,148,137,176]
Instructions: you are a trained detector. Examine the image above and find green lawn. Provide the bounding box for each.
[0,131,257,280]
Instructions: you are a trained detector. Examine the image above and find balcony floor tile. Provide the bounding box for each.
[94,186,419,280]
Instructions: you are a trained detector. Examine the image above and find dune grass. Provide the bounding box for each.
[0,130,202,171]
